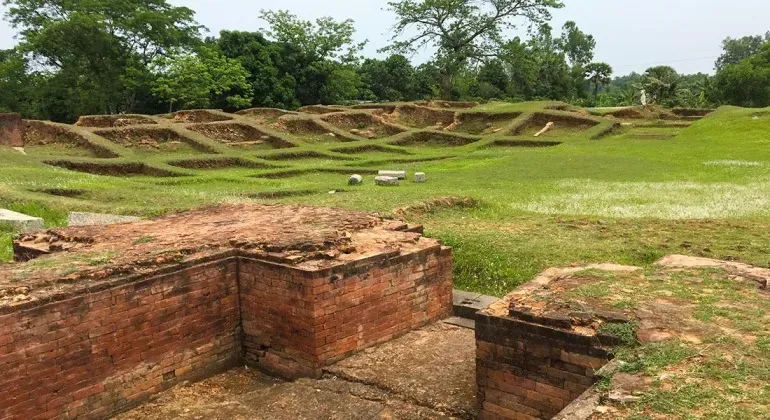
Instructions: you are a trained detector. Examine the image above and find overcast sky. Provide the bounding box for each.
[1,0,768,75]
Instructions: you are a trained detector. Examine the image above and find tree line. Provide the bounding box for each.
[0,0,768,123]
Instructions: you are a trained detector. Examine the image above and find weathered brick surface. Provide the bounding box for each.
[476,314,611,420]
[0,113,23,147]
[241,245,453,377]
[1,245,453,418]
[0,258,240,420]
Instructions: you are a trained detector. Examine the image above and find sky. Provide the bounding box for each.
[0,0,768,76]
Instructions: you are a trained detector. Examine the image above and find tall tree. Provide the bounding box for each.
[3,0,203,115]
[584,62,613,98]
[715,43,770,107]
[152,47,252,111]
[384,0,563,100]
[559,21,595,68]
[359,55,419,101]
[715,32,770,71]
[642,66,680,106]
[259,10,366,63]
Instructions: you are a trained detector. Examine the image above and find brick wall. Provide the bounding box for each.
[476,314,612,420]
[0,113,23,147]
[240,245,453,377]
[0,257,241,420]
[1,245,454,418]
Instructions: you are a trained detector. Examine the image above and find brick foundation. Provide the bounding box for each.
[1,247,452,419]
[0,113,23,147]
[476,314,612,419]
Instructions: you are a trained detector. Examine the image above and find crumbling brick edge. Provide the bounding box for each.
[1,245,453,419]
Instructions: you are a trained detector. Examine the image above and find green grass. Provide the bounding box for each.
[3,103,770,299]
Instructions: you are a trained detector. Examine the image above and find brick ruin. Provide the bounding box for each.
[475,265,639,420]
[0,112,23,147]
[0,204,452,419]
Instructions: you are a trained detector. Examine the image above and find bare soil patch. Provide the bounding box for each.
[75,114,157,128]
[172,110,233,123]
[235,107,297,124]
[272,118,356,143]
[297,105,346,114]
[510,112,599,137]
[386,104,456,129]
[321,112,406,139]
[390,131,480,147]
[416,100,479,109]
[671,108,714,117]
[451,112,521,135]
[95,127,216,154]
[23,121,118,158]
[186,122,295,149]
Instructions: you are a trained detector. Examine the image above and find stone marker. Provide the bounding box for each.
[378,170,406,180]
[68,212,142,227]
[0,209,44,232]
[375,176,399,186]
[414,172,427,183]
[348,174,363,185]
[0,113,23,147]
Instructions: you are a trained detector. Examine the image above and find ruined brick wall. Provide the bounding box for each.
[0,245,454,418]
[0,113,23,147]
[239,246,453,377]
[476,314,611,420]
[0,257,241,419]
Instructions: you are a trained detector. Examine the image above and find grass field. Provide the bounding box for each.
[2,101,770,296]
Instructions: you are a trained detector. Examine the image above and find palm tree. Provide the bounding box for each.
[584,62,613,98]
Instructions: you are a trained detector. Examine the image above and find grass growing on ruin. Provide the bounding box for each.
[2,103,770,298]
[569,267,770,419]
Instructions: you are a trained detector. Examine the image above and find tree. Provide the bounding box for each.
[559,21,595,68]
[715,43,770,107]
[359,55,419,101]
[3,0,203,115]
[384,0,563,100]
[152,47,252,111]
[715,32,770,71]
[259,10,366,63]
[584,62,613,98]
[642,66,680,106]
[215,31,299,109]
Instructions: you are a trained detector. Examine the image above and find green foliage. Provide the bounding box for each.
[715,43,770,107]
[560,21,596,68]
[585,62,613,97]
[715,32,770,71]
[152,47,253,111]
[384,0,564,99]
[599,322,639,347]
[259,9,366,63]
[4,0,203,117]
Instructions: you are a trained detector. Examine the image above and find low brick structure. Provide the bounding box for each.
[0,112,23,147]
[0,204,453,419]
[475,265,637,420]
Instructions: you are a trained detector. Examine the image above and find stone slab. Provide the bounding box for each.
[443,316,475,330]
[378,170,406,179]
[0,209,44,232]
[68,212,142,226]
[453,289,499,320]
[375,176,399,186]
[119,323,476,419]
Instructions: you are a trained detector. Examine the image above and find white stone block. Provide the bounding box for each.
[348,174,363,185]
[375,176,399,186]
[378,170,406,180]
[414,172,427,183]
[0,209,44,232]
